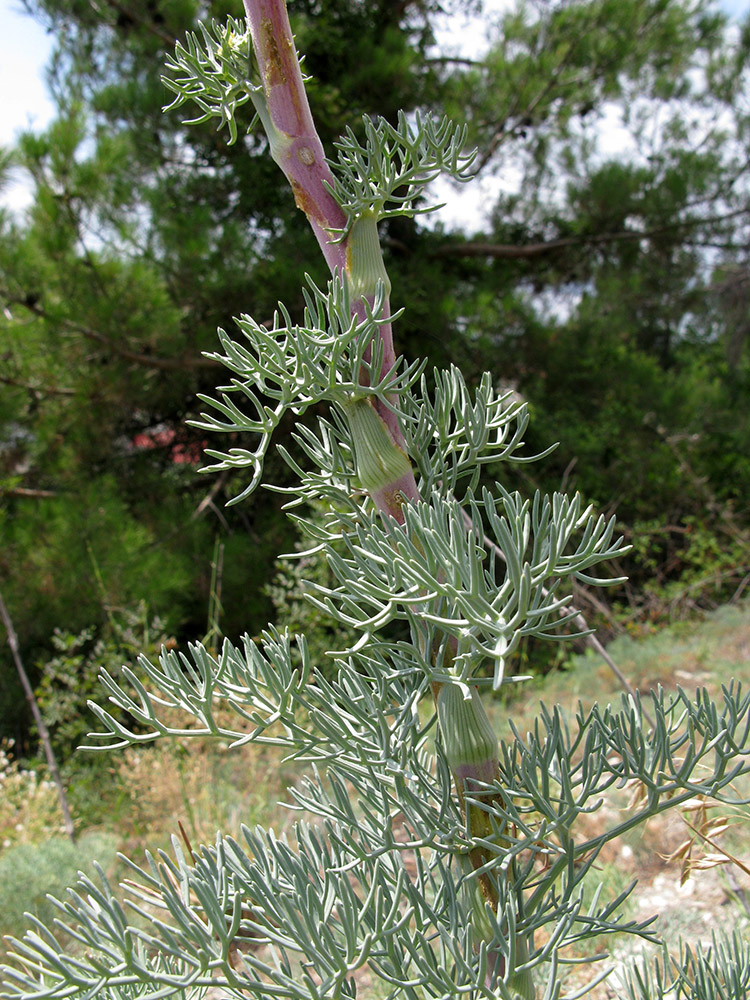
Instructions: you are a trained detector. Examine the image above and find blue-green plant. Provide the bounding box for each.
[2,3,749,999]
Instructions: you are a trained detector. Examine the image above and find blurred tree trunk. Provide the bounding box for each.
[0,589,76,842]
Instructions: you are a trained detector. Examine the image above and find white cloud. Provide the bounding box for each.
[0,4,56,213]
[0,6,55,143]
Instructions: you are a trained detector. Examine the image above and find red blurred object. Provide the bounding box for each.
[131,425,205,465]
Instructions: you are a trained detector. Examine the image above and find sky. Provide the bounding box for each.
[1,3,55,146]
[1,2,56,211]
[1,0,750,215]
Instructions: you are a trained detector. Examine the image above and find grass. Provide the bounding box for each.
[487,600,750,762]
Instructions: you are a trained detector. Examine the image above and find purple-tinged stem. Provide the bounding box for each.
[241,8,533,992]
[244,0,419,520]
[243,0,348,274]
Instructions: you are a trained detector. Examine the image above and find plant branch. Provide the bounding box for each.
[2,290,218,371]
[458,503,651,724]
[0,588,76,842]
[243,0,348,273]
[2,486,59,499]
[244,0,419,519]
[0,374,76,397]
[431,206,750,261]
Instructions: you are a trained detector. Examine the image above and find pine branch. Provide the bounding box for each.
[2,289,218,371]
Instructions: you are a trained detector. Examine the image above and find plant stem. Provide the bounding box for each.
[244,0,419,521]
[243,0,347,273]
[243,5,531,992]
[0,588,76,842]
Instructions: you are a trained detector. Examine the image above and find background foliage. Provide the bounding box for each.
[0,833,118,955]
[1,0,749,758]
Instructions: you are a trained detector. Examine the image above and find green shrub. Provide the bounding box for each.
[35,603,172,764]
[0,742,64,851]
[0,833,118,954]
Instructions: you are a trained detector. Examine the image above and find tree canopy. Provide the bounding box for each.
[2,0,749,753]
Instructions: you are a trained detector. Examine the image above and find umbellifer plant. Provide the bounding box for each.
[3,4,750,999]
